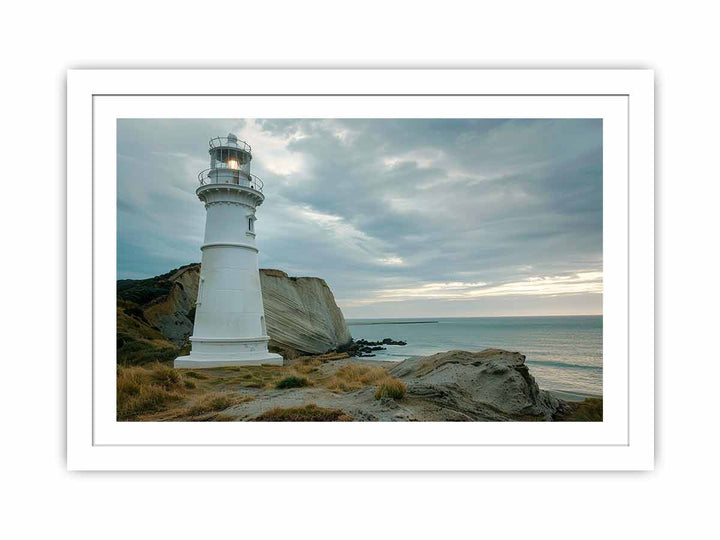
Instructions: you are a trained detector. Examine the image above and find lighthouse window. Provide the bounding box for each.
[197,278,205,306]
[248,218,254,232]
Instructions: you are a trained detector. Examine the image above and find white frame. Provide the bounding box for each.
[67,69,654,471]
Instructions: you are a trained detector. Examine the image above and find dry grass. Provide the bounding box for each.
[119,356,395,421]
[203,365,290,390]
[116,305,181,366]
[291,357,324,375]
[324,364,389,392]
[116,363,187,420]
[253,404,352,422]
[183,370,208,380]
[117,362,252,421]
[185,393,235,416]
[556,397,603,422]
[374,378,407,400]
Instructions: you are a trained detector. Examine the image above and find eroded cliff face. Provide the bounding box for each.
[119,264,351,357]
[141,265,200,346]
[260,269,351,356]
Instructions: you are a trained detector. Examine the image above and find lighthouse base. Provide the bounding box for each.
[174,353,283,368]
[174,336,284,368]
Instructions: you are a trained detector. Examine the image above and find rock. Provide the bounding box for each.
[217,352,569,422]
[142,265,199,345]
[259,269,351,355]
[341,337,405,357]
[389,349,564,420]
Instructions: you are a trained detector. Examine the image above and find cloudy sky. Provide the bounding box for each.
[117,118,602,318]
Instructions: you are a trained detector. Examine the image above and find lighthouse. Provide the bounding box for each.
[175,134,283,368]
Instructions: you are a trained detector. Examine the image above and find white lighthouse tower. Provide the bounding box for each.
[175,134,283,368]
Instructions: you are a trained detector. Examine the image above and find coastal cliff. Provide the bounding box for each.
[260,269,351,356]
[116,263,351,363]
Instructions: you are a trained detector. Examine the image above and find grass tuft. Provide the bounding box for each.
[186,394,235,416]
[275,376,310,389]
[116,363,187,420]
[324,365,389,392]
[254,404,352,422]
[374,378,407,400]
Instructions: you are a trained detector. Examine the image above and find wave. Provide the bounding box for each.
[526,359,602,371]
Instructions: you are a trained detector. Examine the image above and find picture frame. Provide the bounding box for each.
[67,69,654,470]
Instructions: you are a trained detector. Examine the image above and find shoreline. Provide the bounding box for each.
[548,389,602,402]
[117,350,603,422]
[347,320,439,326]
[345,354,602,401]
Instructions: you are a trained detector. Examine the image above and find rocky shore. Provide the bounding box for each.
[116,264,601,422]
[118,348,601,422]
[338,337,408,357]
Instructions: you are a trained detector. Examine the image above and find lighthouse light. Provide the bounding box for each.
[227,158,239,170]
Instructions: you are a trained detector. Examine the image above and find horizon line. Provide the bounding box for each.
[344,313,602,320]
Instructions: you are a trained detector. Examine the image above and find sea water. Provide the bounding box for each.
[347,316,602,396]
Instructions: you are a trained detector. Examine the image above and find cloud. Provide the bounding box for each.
[352,271,603,305]
[117,118,602,317]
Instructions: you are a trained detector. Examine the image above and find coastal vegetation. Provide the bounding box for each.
[374,378,407,400]
[117,362,255,421]
[555,397,603,421]
[275,376,310,389]
[254,404,352,422]
[116,362,189,420]
[324,364,389,392]
[116,353,392,421]
[115,351,603,422]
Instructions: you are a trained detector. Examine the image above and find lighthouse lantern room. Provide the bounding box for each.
[175,134,283,368]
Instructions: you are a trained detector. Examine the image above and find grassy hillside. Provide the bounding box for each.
[116,264,199,365]
[116,301,185,365]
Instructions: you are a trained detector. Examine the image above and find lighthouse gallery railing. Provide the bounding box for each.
[208,136,252,153]
[198,168,264,192]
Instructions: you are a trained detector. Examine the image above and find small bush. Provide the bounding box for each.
[374,378,407,400]
[275,376,309,389]
[254,404,352,422]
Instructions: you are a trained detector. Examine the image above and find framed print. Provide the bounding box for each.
[67,69,654,470]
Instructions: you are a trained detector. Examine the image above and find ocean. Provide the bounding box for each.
[346,316,602,396]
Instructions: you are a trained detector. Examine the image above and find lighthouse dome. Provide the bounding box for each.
[227,133,238,143]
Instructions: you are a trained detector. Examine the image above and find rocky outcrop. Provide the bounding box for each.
[221,350,568,422]
[117,264,351,356]
[259,269,351,356]
[389,349,564,420]
[142,265,200,345]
